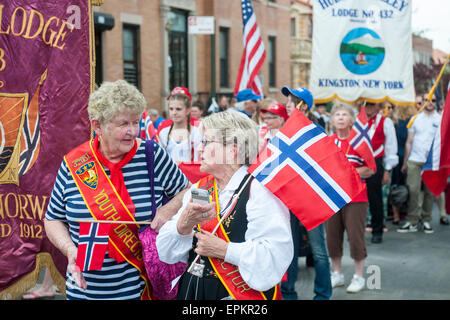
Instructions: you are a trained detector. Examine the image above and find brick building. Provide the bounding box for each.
[93,0,291,115]
[290,0,312,89]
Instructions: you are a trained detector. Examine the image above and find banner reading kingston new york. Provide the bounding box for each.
[310,0,415,105]
[0,1,93,299]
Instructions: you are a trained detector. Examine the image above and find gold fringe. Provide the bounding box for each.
[0,252,66,300]
[90,0,104,6]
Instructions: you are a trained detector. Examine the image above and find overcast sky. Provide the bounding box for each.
[412,0,450,52]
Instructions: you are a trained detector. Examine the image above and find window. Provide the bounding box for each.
[219,27,229,88]
[94,30,103,88]
[307,16,313,39]
[290,18,296,37]
[268,36,276,88]
[122,24,140,88]
[168,10,188,89]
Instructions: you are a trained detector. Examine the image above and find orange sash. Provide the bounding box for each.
[64,140,152,300]
[197,175,281,300]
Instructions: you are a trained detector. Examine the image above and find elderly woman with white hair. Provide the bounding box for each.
[326,103,374,294]
[44,80,189,300]
[156,110,293,300]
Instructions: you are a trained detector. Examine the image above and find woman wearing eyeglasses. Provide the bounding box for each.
[156,110,293,300]
[258,103,289,152]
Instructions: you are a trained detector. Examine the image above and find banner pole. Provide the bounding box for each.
[407,53,450,129]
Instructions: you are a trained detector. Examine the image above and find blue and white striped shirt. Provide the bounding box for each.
[45,141,188,300]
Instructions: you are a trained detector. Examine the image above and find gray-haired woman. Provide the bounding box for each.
[326,103,374,294]
[44,80,189,299]
[156,110,293,300]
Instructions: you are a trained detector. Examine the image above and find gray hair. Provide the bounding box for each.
[330,103,356,125]
[201,110,259,166]
[88,80,146,124]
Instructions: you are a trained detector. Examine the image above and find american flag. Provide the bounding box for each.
[234,0,265,96]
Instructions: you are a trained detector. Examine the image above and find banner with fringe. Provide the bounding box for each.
[0,0,95,299]
[309,0,415,106]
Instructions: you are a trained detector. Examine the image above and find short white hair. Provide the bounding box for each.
[201,110,258,165]
[88,80,146,124]
[330,103,356,124]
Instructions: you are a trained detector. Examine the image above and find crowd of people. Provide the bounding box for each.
[24,79,448,300]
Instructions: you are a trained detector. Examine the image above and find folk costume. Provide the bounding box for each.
[156,166,293,300]
[366,113,398,237]
[46,138,188,299]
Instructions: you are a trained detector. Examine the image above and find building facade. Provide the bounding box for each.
[290,0,312,89]
[93,0,291,114]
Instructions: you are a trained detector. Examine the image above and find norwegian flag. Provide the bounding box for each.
[347,106,377,171]
[139,110,158,142]
[234,0,265,96]
[76,222,110,271]
[422,86,450,197]
[248,108,365,230]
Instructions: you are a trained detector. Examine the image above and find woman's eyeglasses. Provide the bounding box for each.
[201,139,221,147]
[262,116,280,121]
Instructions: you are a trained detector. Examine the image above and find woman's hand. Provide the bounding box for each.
[67,245,87,291]
[194,230,228,260]
[177,201,216,235]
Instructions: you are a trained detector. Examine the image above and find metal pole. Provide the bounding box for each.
[211,32,216,99]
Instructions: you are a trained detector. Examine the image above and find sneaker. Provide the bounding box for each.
[423,222,434,234]
[397,222,418,233]
[347,274,365,293]
[440,217,449,225]
[331,271,344,288]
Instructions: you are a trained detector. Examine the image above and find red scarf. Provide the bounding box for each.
[92,135,138,262]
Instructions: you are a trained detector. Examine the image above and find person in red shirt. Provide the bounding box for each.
[364,101,398,243]
[326,103,375,293]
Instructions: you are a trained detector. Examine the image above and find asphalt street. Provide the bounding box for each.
[23,204,449,301]
[296,204,450,300]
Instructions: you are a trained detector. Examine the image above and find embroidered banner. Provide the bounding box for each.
[309,0,415,105]
[0,0,94,299]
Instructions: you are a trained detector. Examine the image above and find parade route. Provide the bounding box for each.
[296,205,450,300]
[25,205,449,301]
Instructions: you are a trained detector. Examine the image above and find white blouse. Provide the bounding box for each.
[158,125,202,162]
[156,166,293,292]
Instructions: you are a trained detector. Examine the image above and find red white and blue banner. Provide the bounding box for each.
[248,108,365,230]
[0,1,94,299]
[422,87,450,197]
[310,0,415,105]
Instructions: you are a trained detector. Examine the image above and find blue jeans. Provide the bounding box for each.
[281,213,332,300]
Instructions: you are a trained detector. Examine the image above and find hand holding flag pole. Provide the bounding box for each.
[407,53,450,129]
[186,174,253,276]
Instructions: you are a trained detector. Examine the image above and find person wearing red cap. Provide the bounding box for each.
[260,103,288,142]
[157,87,201,164]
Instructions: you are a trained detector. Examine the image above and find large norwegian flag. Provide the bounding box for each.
[76,222,110,271]
[422,86,450,197]
[347,106,377,171]
[234,0,265,96]
[248,108,365,230]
